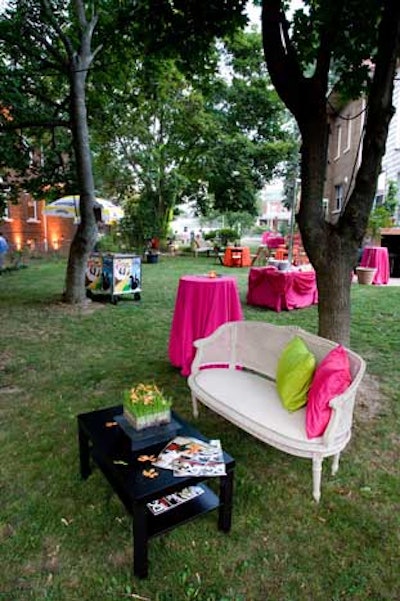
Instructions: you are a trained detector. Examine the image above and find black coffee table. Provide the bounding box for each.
[77,405,235,578]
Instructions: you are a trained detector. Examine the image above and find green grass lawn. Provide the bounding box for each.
[0,256,399,601]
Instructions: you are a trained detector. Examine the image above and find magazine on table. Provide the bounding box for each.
[146,485,205,515]
[153,436,226,477]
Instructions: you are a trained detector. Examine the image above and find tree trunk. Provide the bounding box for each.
[317,269,351,346]
[64,66,97,303]
[298,119,358,345]
[63,8,99,304]
[314,241,354,346]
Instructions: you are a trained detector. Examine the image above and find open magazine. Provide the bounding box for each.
[153,436,226,477]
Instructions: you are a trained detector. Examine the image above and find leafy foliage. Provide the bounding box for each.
[0,0,79,201]
[93,30,294,245]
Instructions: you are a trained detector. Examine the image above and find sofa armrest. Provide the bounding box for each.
[190,322,239,375]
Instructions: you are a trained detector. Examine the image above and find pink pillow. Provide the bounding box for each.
[306,346,352,439]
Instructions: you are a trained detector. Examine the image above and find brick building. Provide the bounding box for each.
[1,192,76,255]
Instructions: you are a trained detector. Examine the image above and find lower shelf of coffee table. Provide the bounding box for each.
[147,484,219,538]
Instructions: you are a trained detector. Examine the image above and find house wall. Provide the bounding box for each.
[325,65,400,224]
[381,65,400,222]
[324,96,365,221]
[1,192,76,255]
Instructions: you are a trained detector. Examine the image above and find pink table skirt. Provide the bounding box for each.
[168,275,243,376]
[261,232,285,247]
[246,267,318,312]
[360,246,390,285]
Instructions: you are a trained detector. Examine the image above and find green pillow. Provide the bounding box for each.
[276,336,316,412]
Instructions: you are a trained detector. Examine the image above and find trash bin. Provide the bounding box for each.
[85,253,142,304]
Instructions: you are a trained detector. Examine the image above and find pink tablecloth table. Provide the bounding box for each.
[246,267,318,312]
[168,275,243,376]
[261,232,285,247]
[360,246,390,285]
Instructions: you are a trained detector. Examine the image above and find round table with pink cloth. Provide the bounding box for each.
[359,246,390,285]
[246,267,318,312]
[168,275,243,376]
[261,232,285,247]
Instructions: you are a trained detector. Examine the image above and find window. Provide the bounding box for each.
[334,125,342,160]
[27,198,39,221]
[344,117,352,153]
[334,184,344,212]
[322,198,329,219]
[0,177,12,220]
[2,203,12,221]
[374,172,386,209]
[396,104,400,149]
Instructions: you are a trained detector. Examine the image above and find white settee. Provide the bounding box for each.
[187,321,366,502]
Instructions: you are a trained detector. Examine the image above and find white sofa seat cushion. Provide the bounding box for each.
[192,368,332,451]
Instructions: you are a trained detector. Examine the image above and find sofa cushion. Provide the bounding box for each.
[276,336,316,412]
[306,345,352,439]
[192,368,309,442]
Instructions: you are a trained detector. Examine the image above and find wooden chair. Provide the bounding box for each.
[274,246,288,261]
[230,249,243,267]
[251,245,269,266]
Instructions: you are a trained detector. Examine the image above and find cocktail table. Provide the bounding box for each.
[168,275,243,376]
[77,406,235,578]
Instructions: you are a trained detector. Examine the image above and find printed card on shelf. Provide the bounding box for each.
[146,485,205,515]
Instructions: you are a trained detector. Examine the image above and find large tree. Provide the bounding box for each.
[92,57,218,243]
[92,30,294,244]
[261,0,400,344]
[0,0,102,303]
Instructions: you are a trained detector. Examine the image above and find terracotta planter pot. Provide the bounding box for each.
[356,266,376,285]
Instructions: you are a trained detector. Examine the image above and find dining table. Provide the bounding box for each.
[360,246,390,285]
[246,267,318,312]
[223,246,252,267]
[261,232,285,248]
[168,274,243,376]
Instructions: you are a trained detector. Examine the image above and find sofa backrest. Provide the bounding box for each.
[192,320,364,394]
[232,321,319,379]
[193,321,335,376]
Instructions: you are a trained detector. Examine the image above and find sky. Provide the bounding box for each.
[247,0,304,27]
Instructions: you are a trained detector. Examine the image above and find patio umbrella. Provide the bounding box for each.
[43,195,124,224]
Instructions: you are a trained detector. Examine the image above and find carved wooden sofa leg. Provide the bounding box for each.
[312,455,323,503]
[191,393,199,418]
[331,452,341,475]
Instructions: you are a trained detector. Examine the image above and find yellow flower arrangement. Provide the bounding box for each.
[123,383,172,430]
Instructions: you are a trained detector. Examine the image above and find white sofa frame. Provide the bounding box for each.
[188,321,366,502]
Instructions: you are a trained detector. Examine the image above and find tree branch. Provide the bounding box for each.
[39,0,74,60]
[261,0,307,119]
[0,119,70,131]
[74,0,88,29]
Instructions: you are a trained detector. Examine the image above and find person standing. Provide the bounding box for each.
[0,232,9,271]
